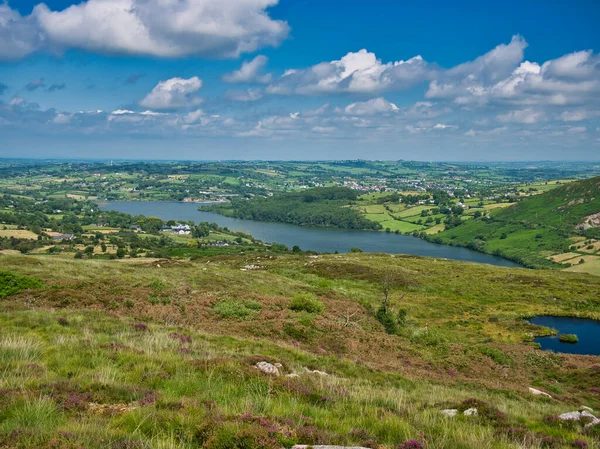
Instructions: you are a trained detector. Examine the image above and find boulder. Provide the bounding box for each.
[558,410,600,428]
[440,409,458,417]
[255,361,280,376]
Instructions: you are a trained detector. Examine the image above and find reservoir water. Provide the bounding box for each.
[528,316,600,356]
[99,201,520,268]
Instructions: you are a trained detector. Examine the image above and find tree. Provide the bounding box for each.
[116,247,127,259]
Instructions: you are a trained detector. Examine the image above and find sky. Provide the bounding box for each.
[0,0,599,161]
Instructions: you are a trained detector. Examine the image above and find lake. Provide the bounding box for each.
[98,201,520,268]
[528,316,600,356]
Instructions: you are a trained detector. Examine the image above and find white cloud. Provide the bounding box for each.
[426,37,600,108]
[52,113,71,124]
[557,109,592,122]
[223,55,272,83]
[0,4,41,60]
[267,49,431,94]
[568,126,586,133]
[0,0,289,60]
[140,77,203,110]
[433,123,455,130]
[224,88,263,102]
[343,97,399,115]
[496,108,545,124]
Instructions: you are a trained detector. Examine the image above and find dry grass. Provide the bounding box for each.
[0,229,38,239]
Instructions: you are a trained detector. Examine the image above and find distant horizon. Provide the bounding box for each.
[1,157,600,165]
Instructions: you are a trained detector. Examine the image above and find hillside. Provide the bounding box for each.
[202,187,382,231]
[432,176,600,269]
[1,252,600,448]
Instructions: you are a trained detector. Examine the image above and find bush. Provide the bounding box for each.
[559,333,578,344]
[0,271,43,298]
[289,294,324,314]
[213,299,262,319]
[376,306,398,334]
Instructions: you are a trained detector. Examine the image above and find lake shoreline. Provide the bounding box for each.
[98,200,521,268]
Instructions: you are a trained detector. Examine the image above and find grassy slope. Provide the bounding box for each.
[434,176,600,268]
[1,253,600,448]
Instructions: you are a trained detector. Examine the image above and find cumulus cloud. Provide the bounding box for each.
[0,0,289,60]
[267,49,432,94]
[426,36,600,108]
[140,77,203,110]
[223,55,272,83]
[343,97,399,115]
[0,4,42,60]
[25,78,45,92]
[496,108,545,124]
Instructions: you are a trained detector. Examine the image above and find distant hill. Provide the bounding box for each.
[432,176,600,269]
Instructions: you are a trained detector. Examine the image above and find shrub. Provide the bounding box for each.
[213,299,262,319]
[376,306,398,335]
[559,334,579,344]
[289,294,324,314]
[478,346,513,365]
[0,271,43,298]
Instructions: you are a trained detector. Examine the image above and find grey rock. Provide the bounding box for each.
[440,409,459,417]
[255,361,280,376]
[464,408,478,416]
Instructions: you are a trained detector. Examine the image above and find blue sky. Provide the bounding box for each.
[0,0,599,160]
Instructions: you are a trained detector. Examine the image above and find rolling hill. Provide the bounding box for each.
[432,176,600,270]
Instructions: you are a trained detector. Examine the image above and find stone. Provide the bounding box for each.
[464,408,478,416]
[292,446,371,449]
[581,410,600,427]
[528,387,552,398]
[559,411,582,421]
[286,373,299,378]
[581,406,594,412]
[255,361,280,376]
[304,367,329,376]
[440,409,459,417]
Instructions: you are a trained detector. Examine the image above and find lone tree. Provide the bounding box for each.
[380,272,396,313]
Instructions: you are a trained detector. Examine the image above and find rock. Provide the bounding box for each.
[274,363,283,368]
[286,373,299,378]
[464,408,478,416]
[440,409,459,417]
[559,411,582,421]
[255,361,280,376]
[581,406,594,412]
[529,387,552,398]
[292,446,371,449]
[558,410,600,428]
[242,264,261,271]
[581,411,600,427]
[304,367,329,376]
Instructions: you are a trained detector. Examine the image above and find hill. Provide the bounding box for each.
[431,176,600,269]
[1,252,600,448]
[202,187,382,231]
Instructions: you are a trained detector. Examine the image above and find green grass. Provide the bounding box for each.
[433,176,600,268]
[0,253,599,448]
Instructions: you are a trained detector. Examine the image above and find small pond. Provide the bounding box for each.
[528,316,600,356]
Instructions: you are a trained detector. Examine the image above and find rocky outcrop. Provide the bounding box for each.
[577,212,600,231]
